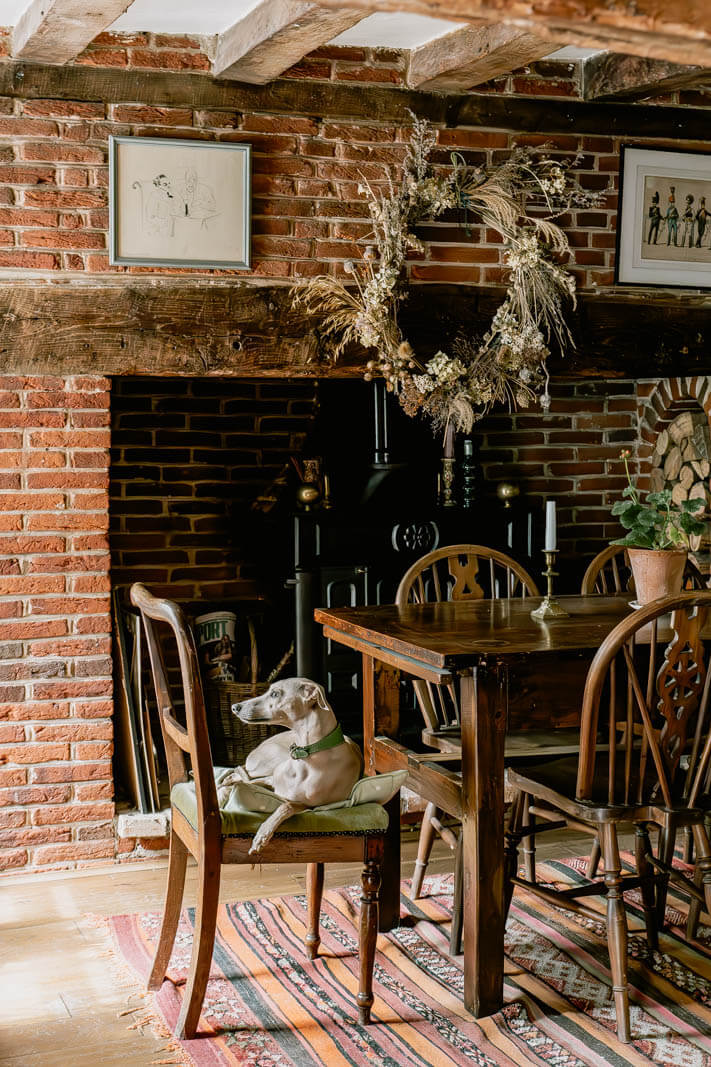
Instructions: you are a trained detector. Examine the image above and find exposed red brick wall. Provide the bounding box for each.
[0,34,639,288]
[477,379,638,572]
[0,374,113,873]
[74,34,581,98]
[110,376,318,600]
[476,375,711,584]
[0,34,704,872]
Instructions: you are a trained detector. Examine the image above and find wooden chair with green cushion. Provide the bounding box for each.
[131,582,403,1039]
[396,544,584,953]
[504,591,711,1042]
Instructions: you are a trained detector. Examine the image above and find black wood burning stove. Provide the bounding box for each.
[287,382,539,737]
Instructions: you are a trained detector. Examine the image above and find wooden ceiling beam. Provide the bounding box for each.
[583,52,711,100]
[213,0,370,85]
[315,0,711,67]
[407,22,558,91]
[5,60,711,140]
[12,0,132,65]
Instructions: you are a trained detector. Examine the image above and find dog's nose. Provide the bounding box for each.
[232,702,242,715]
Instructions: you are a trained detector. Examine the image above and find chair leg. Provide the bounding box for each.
[634,823,658,952]
[656,822,676,930]
[680,826,694,865]
[688,818,711,940]
[601,823,630,1043]
[176,840,221,1040]
[504,790,524,920]
[357,857,381,1025]
[148,828,189,991]
[305,862,324,960]
[521,793,536,883]
[410,802,438,900]
[686,865,703,941]
[587,837,602,880]
[449,833,463,956]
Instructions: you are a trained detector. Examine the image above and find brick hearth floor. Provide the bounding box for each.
[1,828,615,1066]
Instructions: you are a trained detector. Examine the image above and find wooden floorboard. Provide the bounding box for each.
[0,827,612,1065]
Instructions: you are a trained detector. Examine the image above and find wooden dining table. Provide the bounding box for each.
[315,593,636,1020]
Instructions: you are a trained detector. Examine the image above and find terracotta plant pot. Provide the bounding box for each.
[627,547,687,605]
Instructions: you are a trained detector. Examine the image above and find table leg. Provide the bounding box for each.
[460,664,506,1017]
[362,653,401,931]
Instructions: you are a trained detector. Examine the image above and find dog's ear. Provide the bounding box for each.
[298,681,329,709]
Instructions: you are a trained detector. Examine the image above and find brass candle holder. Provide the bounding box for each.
[531,549,569,620]
[440,457,456,508]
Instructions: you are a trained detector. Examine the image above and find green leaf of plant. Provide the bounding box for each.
[612,531,655,548]
[636,511,659,529]
[611,500,639,517]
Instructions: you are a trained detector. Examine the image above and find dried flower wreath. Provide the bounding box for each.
[292,117,600,437]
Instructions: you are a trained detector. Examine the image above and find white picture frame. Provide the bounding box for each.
[109,136,251,270]
[616,144,711,289]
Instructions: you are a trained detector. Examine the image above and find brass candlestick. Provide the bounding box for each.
[440,457,456,507]
[531,549,569,620]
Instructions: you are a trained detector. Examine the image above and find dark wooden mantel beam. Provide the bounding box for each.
[0,278,330,377]
[1,277,710,381]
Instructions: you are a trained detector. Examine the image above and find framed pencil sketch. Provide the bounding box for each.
[109,136,251,270]
[616,145,711,289]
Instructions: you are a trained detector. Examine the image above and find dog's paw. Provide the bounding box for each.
[248,826,273,854]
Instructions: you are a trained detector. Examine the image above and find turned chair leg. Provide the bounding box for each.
[656,823,676,930]
[634,823,658,952]
[686,866,703,941]
[587,837,602,880]
[357,858,381,1025]
[680,826,694,865]
[449,834,463,955]
[504,790,524,920]
[601,823,631,1043]
[148,828,189,991]
[411,802,439,900]
[521,793,536,883]
[305,862,324,960]
[688,823,711,941]
[176,841,221,1040]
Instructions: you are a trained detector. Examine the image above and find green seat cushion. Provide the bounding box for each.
[171,766,398,837]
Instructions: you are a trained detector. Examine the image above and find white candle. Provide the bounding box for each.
[544,500,557,551]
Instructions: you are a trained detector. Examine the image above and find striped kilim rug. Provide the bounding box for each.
[107,856,711,1066]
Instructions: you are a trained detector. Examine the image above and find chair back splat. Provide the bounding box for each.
[396,545,539,737]
[130,583,220,836]
[577,591,711,811]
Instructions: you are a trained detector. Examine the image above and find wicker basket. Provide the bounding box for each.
[204,681,279,766]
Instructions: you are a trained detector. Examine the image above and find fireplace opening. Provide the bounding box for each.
[107,375,441,825]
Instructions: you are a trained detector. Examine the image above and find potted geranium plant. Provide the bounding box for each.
[612,449,706,604]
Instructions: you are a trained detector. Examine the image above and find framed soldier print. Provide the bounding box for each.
[109,136,251,270]
[616,145,711,289]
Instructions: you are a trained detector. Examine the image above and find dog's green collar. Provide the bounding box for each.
[290,723,345,761]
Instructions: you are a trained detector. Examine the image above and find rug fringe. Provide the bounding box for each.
[82,913,192,1067]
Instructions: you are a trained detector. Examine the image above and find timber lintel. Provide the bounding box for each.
[0,275,709,379]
